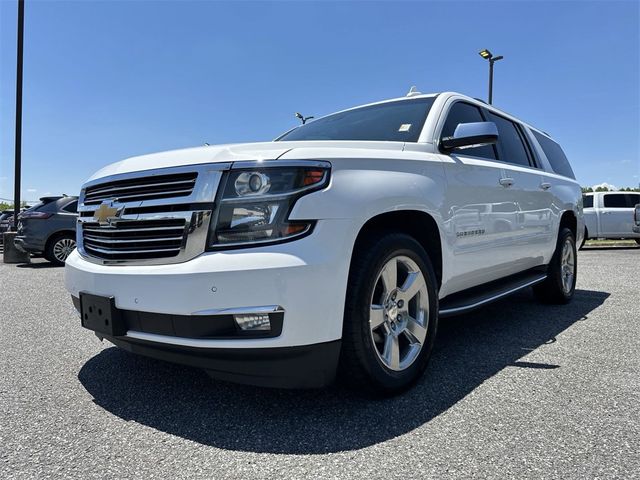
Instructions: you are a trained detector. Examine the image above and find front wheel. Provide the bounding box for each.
[340,233,439,396]
[533,227,576,304]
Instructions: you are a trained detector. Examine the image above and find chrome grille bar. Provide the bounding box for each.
[83,172,198,205]
[77,163,230,265]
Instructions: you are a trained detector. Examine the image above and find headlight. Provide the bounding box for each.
[207,161,330,249]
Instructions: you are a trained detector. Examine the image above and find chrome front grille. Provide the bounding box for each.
[77,163,230,265]
[83,172,197,206]
[82,218,187,260]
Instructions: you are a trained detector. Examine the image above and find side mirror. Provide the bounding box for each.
[441,121,498,151]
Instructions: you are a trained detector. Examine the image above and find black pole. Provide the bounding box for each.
[488,59,494,105]
[13,0,25,230]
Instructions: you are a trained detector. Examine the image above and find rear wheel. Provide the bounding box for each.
[533,227,576,304]
[45,233,76,266]
[340,233,439,396]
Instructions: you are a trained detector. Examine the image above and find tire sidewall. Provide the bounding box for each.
[350,234,439,391]
[552,228,577,300]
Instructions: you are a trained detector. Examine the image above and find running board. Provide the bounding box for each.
[439,270,547,318]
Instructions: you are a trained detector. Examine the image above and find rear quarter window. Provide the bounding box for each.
[533,131,575,179]
[62,200,78,213]
[583,195,594,208]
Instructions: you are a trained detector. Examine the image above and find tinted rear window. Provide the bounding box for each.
[582,195,594,208]
[533,131,575,179]
[603,193,640,208]
[277,97,436,142]
[62,200,78,213]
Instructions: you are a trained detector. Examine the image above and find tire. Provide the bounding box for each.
[45,233,76,266]
[533,227,576,304]
[340,232,439,396]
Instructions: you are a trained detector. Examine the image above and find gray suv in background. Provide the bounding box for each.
[14,196,78,265]
[0,210,16,234]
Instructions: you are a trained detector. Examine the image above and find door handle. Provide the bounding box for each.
[539,182,552,190]
[499,177,514,188]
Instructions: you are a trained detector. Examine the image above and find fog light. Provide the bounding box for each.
[234,313,271,331]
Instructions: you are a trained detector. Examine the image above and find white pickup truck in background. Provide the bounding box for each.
[582,192,640,246]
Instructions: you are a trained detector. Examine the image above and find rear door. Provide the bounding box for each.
[600,193,640,236]
[482,110,553,257]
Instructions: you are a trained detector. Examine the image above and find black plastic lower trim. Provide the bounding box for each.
[105,335,341,389]
[72,296,283,339]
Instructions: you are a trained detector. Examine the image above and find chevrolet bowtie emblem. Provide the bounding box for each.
[93,203,120,225]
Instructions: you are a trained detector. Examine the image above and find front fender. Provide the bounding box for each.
[290,164,446,228]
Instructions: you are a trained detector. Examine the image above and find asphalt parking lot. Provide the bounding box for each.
[1,248,639,479]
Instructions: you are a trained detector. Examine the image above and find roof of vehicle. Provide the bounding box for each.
[329,91,556,142]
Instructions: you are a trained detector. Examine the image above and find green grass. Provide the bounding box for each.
[584,239,638,246]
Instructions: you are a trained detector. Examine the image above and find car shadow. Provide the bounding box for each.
[78,288,609,454]
[16,261,59,269]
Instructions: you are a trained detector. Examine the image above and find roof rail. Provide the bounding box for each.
[473,97,487,104]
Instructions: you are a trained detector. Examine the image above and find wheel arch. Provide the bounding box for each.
[45,229,76,251]
[559,210,577,238]
[350,210,443,290]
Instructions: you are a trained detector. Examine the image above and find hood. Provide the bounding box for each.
[88,140,405,181]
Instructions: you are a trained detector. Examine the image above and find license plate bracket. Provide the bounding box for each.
[80,292,127,336]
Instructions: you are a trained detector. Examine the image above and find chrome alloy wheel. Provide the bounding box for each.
[560,238,575,294]
[369,255,429,371]
[53,238,76,263]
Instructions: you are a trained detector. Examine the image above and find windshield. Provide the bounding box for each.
[277,97,436,143]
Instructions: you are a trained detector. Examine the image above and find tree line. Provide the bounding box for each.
[581,187,640,193]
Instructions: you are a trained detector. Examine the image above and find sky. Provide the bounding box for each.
[0,0,639,203]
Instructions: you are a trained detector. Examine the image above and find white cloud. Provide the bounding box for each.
[27,188,37,193]
[592,182,618,191]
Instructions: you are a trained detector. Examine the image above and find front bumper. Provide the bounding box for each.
[65,218,356,387]
[102,333,340,388]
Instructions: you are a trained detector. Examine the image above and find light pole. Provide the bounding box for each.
[479,49,503,105]
[13,0,25,230]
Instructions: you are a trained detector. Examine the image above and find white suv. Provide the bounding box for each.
[64,91,583,394]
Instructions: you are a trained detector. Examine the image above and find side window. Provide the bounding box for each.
[484,111,531,167]
[532,131,575,179]
[63,201,78,213]
[582,195,594,208]
[440,102,496,159]
[603,194,628,208]
[627,194,640,207]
